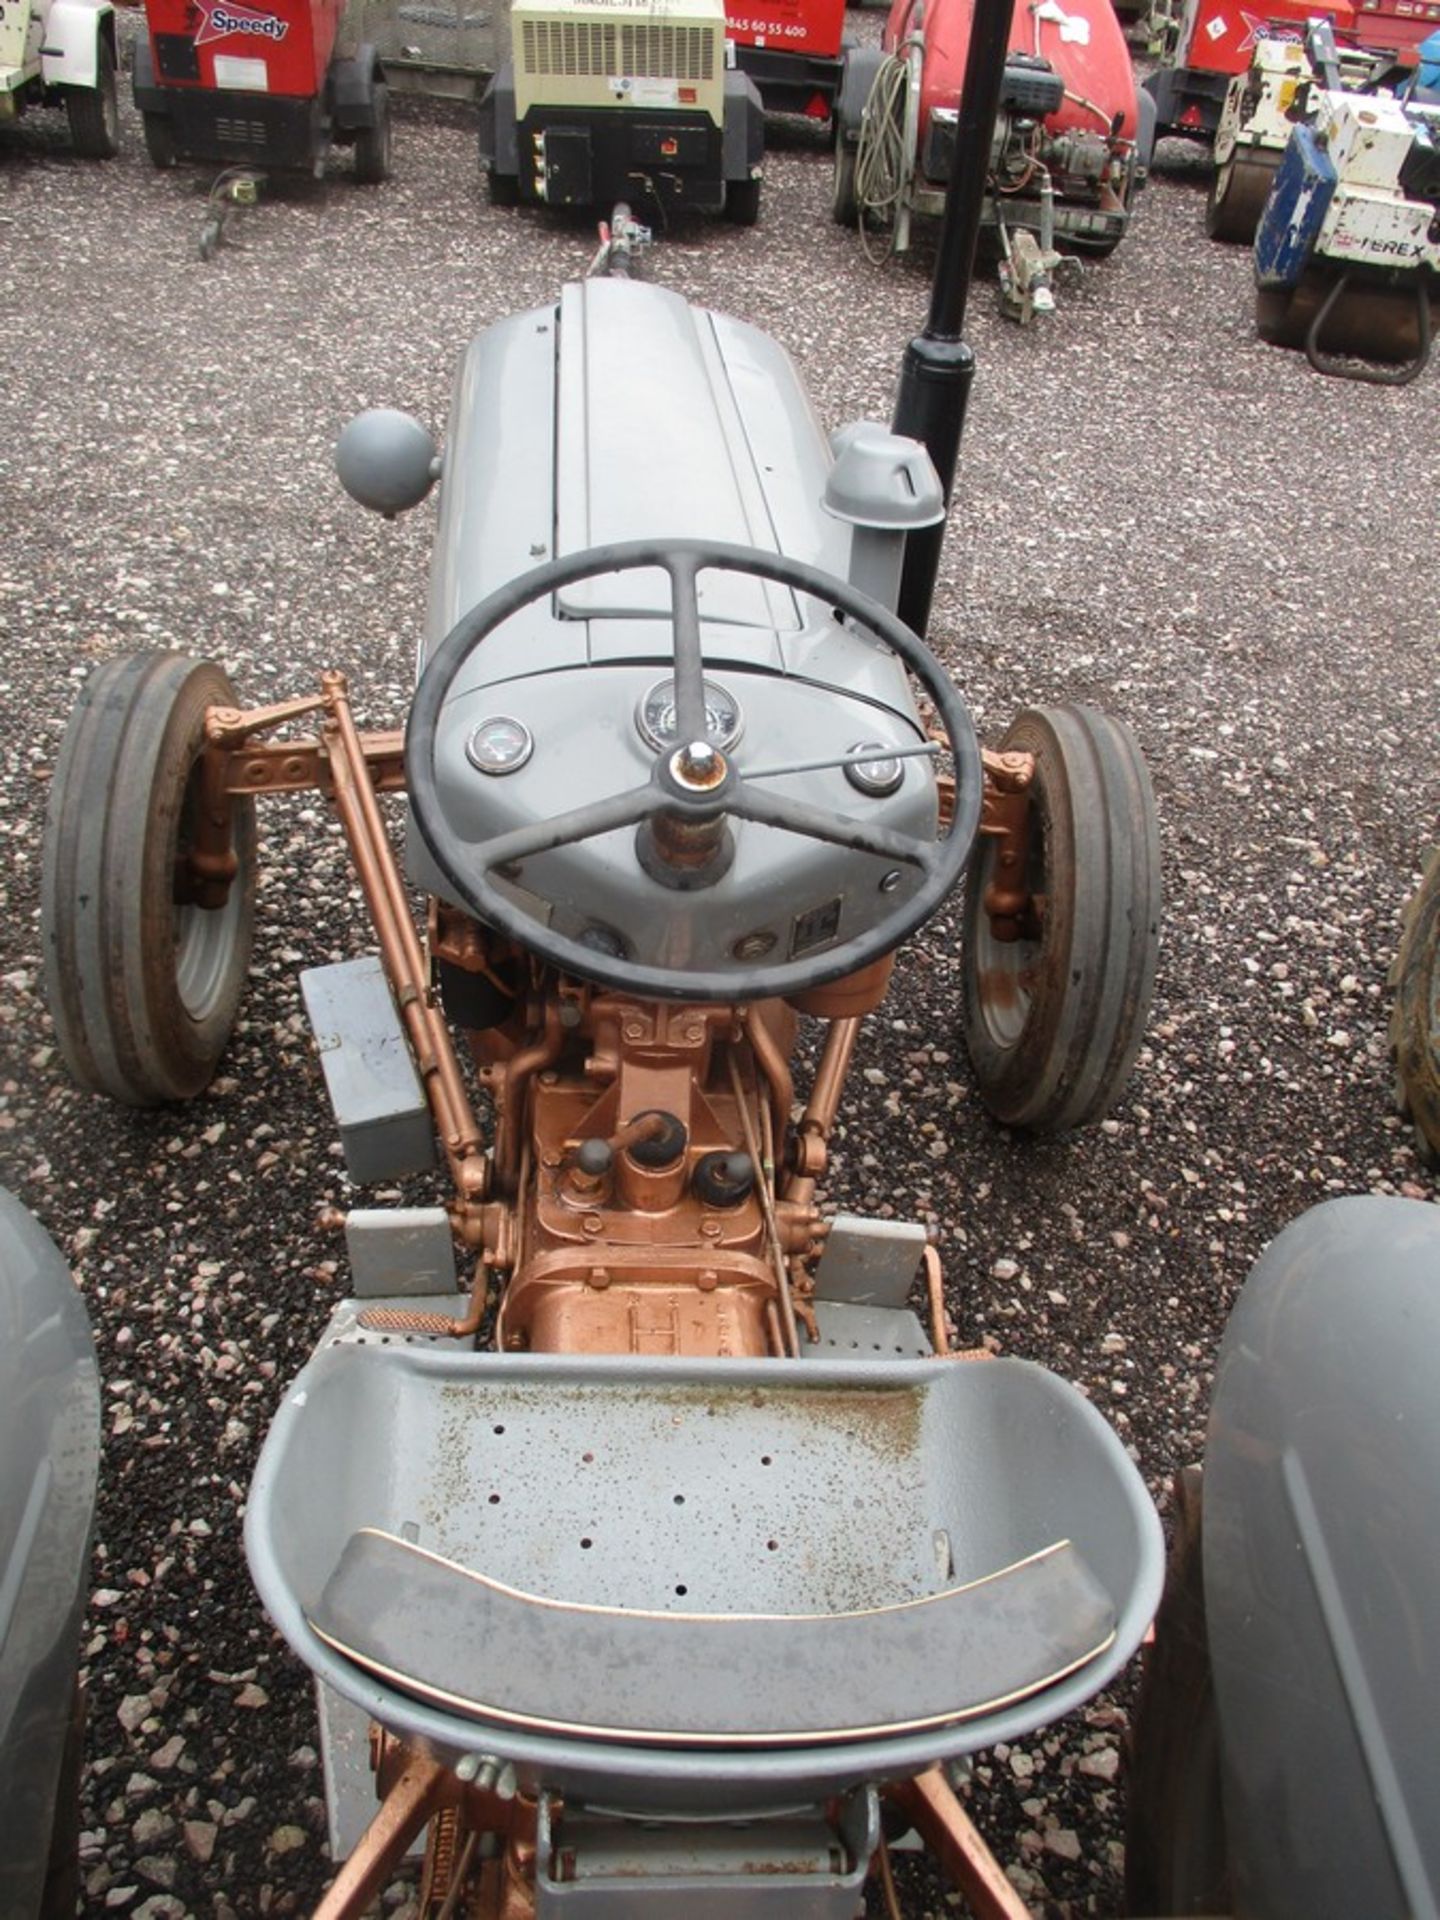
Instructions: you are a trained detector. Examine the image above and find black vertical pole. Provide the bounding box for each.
[892,0,1015,637]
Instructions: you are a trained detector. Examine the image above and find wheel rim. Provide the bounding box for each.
[970,825,1046,1050]
[174,890,246,1023]
[173,778,249,1023]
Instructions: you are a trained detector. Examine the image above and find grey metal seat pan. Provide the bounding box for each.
[246,1332,1163,1807]
[310,1527,1116,1747]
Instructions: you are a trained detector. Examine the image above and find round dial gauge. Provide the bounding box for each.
[844,742,904,797]
[637,676,744,754]
[465,715,534,776]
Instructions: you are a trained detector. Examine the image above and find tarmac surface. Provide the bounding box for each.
[1,20,1437,1916]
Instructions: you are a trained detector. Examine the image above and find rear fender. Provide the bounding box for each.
[1133,84,1157,181]
[1204,1196,1440,1920]
[835,44,883,144]
[722,69,763,182]
[331,43,382,128]
[40,0,112,88]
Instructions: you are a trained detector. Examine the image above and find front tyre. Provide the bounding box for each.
[353,81,392,184]
[832,139,858,225]
[725,176,761,226]
[65,37,120,159]
[142,108,177,168]
[42,652,257,1106]
[960,704,1160,1132]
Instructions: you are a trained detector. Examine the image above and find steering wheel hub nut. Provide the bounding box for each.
[671,741,727,790]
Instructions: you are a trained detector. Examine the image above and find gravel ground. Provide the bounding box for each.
[1,23,1437,1917]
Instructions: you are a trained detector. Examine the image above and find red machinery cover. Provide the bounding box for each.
[1173,0,1356,72]
[726,0,847,57]
[1349,0,1440,51]
[143,0,343,96]
[887,0,1139,143]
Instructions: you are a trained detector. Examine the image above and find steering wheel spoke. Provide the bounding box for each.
[730,781,938,874]
[473,783,657,873]
[664,554,708,748]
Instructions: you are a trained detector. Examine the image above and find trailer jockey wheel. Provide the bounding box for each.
[960,703,1160,1133]
[42,652,257,1106]
[406,538,983,1003]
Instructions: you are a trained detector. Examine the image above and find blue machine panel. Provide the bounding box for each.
[1254,125,1337,289]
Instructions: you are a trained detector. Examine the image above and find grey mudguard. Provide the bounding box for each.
[0,1191,101,1918]
[246,1330,1162,1813]
[1204,1196,1440,1920]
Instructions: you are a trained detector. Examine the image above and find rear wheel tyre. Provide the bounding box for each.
[725,176,761,226]
[65,38,120,159]
[42,652,257,1107]
[142,108,176,168]
[1389,850,1440,1167]
[486,165,520,207]
[960,703,1161,1132]
[38,1682,87,1920]
[832,139,858,225]
[353,81,392,184]
[1125,1468,1231,1916]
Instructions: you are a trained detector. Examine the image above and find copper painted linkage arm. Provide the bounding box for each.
[320,672,488,1205]
[887,1770,1033,1920]
[782,1015,862,1208]
[311,1750,450,1920]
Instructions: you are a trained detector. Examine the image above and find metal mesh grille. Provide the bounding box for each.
[519,18,716,79]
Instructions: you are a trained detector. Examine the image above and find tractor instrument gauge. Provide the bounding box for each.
[466,716,534,776]
[637,677,743,754]
[844,743,904,797]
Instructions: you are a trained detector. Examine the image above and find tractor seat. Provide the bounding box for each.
[308,1526,1116,1747]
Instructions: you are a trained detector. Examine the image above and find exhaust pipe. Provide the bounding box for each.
[891,0,1015,637]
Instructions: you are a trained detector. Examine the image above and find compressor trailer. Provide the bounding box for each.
[480,0,766,221]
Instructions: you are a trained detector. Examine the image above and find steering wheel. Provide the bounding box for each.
[405,539,982,1003]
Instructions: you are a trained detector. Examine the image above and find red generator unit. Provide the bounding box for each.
[133,0,391,177]
[833,0,1149,310]
[726,0,849,120]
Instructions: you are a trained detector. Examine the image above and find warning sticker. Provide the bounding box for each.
[610,75,681,104]
[1205,14,1227,35]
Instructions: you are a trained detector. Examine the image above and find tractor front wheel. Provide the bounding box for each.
[65,37,120,159]
[354,81,392,184]
[960,703,1160,1132]
[1389,850,1440,1166]
[42,652,257,1107]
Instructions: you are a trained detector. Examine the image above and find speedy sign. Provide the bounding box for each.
[193,0,291,44]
